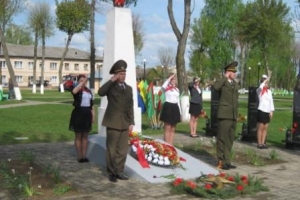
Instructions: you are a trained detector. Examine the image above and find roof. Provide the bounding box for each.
[0,43,103,61]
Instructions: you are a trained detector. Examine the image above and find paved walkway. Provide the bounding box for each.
[1,100,299,199]
[0,134,300,200]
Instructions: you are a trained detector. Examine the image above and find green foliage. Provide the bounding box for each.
[52,166,61,184]
[55,0,91,35]
[18,150,35,164]
[53,183,72,195]
[4,24,33,45]
[245,149,265,166]
[170,173,269,199]
[269,149,279,160]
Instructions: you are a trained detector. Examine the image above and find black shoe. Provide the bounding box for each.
[108,175,118,182]
[221,164,230,170]
[78,159,84,163]
[227,164,237,169]
[83,158,89,162]
[257,144,263,149]
[116,173,129,180]
[262,144,268,149]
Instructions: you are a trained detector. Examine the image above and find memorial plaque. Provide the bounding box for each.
[241,86,258,141]
[206,88,219,136]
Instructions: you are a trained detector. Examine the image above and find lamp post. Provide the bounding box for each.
[257,62,261,86]
[143,59,146,80]
[248,67,251,87]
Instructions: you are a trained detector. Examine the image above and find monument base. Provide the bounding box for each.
[87,134,219,183]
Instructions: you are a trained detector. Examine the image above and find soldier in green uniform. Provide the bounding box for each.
[213,61,239,170]
[98,60,134,182]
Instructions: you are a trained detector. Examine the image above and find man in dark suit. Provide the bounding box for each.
[98,59,134,182]
[213,61,239,170]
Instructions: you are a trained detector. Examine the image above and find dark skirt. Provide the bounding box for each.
[189,102,202,116]
[257,110,270,124]
[160,102,181,125]
[69,107,92,133]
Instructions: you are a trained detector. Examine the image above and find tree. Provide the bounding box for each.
[157,46,175,79]
[132,13,144,57]
[28,2,54,94]
[90,0,96,93]
[4,24,33,45]
[236,0,291,78]
[189,0,242,86]
[0,0,24,100]
[55,0,91,91]
[167,0,192,92]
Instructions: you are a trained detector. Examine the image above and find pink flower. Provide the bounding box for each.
[186,181,196,189]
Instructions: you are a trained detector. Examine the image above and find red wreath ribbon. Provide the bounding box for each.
[163,143,186,162]
[132,140,150,168]
[260,86,268,96]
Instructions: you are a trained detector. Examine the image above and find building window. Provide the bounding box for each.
[15,76,23,83]
[64,63,69,71]
[50,62,57,70]
[14,61,23,69]
[84,64,88,71]
[1,75,6,84]
[0,60,6,68]
[50,76,57,83]
[28,62,34,69]
[74,63,79,71]
[96,64,102,70]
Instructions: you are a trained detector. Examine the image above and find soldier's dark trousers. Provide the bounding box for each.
[106,127,129,176]
[216,119,237,165]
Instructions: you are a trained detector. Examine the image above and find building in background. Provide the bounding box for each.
[0,44,103,87]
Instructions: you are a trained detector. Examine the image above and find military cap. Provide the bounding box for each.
[224,61,238,72]
[109,59,127,74]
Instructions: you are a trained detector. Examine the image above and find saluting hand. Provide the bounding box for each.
[111,73,120,82]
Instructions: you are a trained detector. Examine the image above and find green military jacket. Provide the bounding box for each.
[213,76,239,120]
[98,80,134,129]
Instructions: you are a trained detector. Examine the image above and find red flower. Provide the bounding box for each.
[241,175,248,181]
[294,122,298,128]
[205,183,212,190]
[219,172,226,177]
[227,176,234,181]
[236,184,244,191]
[242,179,249,185]
[207,173,214,178]
[173,178,183,186]
[186,181,197,189]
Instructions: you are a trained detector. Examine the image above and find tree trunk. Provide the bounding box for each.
[58,33,73,92]
[40,29,45,94]
[0,42,2,89]
[167,0,191,93]
[0,27,22,100]
[90,0,95,95]
[32,31,38,93]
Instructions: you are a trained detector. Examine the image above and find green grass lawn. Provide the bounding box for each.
[0,89,293,148]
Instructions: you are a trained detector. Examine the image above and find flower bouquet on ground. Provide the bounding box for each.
[198,110,208,119]
[170,172,269,199]
[129,134,183,168]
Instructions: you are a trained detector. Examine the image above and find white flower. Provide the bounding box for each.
[7,158,11,162]
[29,167,33,170]
[158,160,164,165]
[28,171,31,175]
[11,169,15,174]
[152,158,158,164]
[38,185,42,189]
[147,156,152,162]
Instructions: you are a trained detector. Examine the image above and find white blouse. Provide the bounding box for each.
[81,91,92,107]
[256,82,275,113]
[161,78,181,113]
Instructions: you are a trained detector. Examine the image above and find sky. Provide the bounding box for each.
[12,0,299,69]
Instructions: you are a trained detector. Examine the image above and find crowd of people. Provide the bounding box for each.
[68,59,275,182]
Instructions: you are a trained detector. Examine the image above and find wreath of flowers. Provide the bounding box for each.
[129,132,181,167]
[170,173,269,199]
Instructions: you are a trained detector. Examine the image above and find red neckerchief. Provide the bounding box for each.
[165,84,177,92]
[260,86,268,96]
[80,87,90,93]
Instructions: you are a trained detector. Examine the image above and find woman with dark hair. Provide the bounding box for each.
[188,77,202,137]
[160,73,181,145]
[256,74,274,149]
[69,74,95,162]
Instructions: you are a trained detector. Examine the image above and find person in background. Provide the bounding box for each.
[256,74,274,149]
[213,61,239,170]
[98,60,134,183]
[188,77,202,138]
[159,73,181,145]
[8,78,15,99]
[69,74,94,163]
